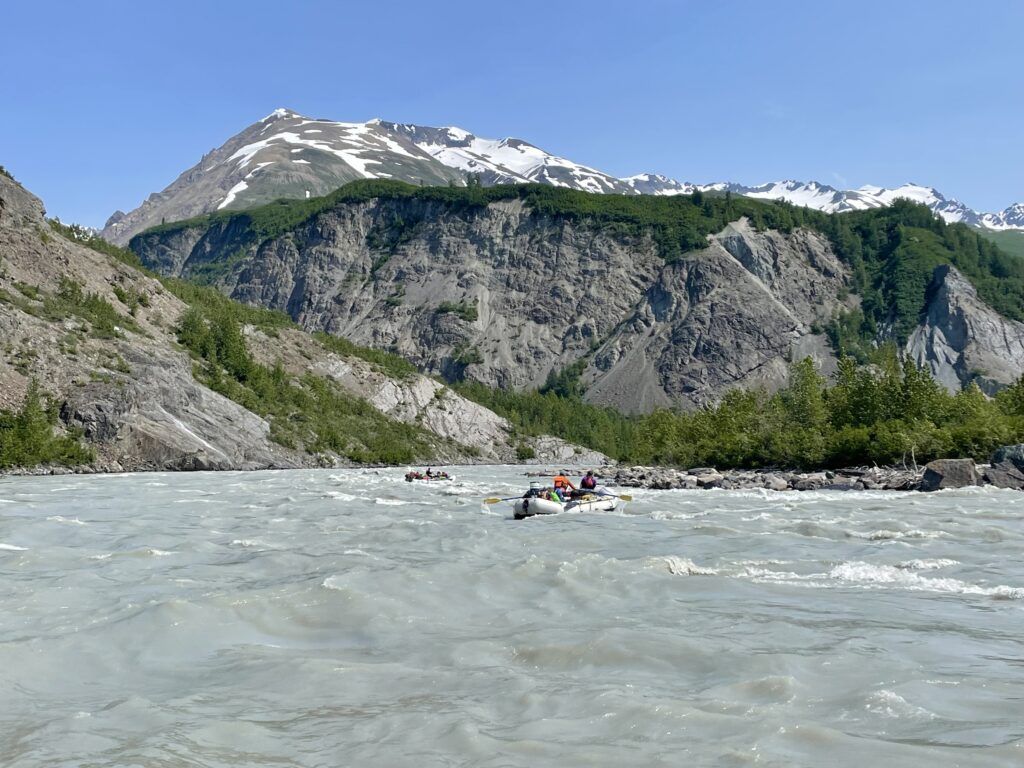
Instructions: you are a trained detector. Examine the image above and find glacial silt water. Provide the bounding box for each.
[1,466,1022,766]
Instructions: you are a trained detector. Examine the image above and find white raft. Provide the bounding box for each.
[512,492,618,519]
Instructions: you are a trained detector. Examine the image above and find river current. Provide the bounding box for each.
[1,466,1022,767]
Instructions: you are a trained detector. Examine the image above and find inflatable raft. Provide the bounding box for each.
[512,492,618,519]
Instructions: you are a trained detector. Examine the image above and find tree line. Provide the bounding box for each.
[638,354,1024,469]
[457,352,1024,469]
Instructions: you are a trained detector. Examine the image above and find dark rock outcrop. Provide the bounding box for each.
[990,444,1024,472]
[983,444,1024,489]
[920,458,980,491]
[983,462,1024,490]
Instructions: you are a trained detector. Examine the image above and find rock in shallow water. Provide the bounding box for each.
[983,461,1024,490]
[920,458,980,492]
[990,444,1024,473]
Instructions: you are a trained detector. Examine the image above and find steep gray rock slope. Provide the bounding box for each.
[241,324,606,466]
[906,264,1024,394]
[0,173,296,470]
[587,221,848,412]
[133,197,852,412]
[1,172,598,469]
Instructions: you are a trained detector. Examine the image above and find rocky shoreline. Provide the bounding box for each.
[610,465,921,491]
[609,453,1024,492]
[527,446,1024,493]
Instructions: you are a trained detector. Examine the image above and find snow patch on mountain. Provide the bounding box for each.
[218,162,275,209]
[404,129,627,193]
[219,180,248,210]
[744,181,850,211]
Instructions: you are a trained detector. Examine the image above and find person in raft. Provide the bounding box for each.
[580,470,597,490]
[552,470,576,501]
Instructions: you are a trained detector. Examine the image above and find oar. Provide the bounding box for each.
[595,491,632,501]
[484,492,632,503]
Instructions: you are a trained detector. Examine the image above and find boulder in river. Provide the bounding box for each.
[983,461,1024,490]
[990,444,1024,473]
[920,458,980,492]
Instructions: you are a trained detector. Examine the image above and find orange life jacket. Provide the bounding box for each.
[553,475,572,490]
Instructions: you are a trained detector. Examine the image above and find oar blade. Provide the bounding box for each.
[482,498,503,504]
[617,494,632,502]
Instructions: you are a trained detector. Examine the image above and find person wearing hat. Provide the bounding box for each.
[552,470,575,500]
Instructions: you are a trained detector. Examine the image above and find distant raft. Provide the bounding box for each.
[512,490,618,519]
[405,471,454,482]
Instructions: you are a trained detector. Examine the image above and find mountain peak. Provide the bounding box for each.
[262,107,305,122]
[99,111,1024,244]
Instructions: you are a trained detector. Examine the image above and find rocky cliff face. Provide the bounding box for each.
[1,172,597,470]
[906,264,1024,394]
[586,222,848,411]
[132,198,852,412]
[0,173,297,470]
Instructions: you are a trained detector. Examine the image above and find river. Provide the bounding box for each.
[1,466,1022,767]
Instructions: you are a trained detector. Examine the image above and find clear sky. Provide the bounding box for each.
[2,0,1021,227]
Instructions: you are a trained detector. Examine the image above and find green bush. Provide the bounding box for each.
[515,443,536,460]
[3,273,141,339]
[452,343,483,366]
[436,300,478,322]
[112,285,150,314]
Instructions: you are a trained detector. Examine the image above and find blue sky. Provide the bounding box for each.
[2,0,1021,227]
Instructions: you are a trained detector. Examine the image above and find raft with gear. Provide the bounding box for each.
[404,470,454,482]
[512,486,619,519]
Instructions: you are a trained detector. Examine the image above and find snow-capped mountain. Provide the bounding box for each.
[981,203,1024,230]
[102,109,644,243]
[621,174,699,196]
[624,176,1023,229]
[381,122,634,194]
[101,108,1024,244]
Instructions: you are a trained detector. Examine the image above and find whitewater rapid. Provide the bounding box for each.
[1,466,1022,766]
